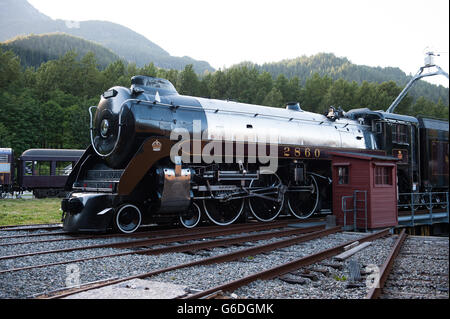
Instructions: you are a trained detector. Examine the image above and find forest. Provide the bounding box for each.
[0,47,448,157]
[1,33,121,70]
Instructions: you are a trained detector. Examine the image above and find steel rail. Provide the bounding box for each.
[366,229,407,299]
[0,220,300,261]
[0,218,300,246]
[0,217,308,240]
[1,225,325,275]
[0,223,62,230]
[40,226,340,299]
[0,224,63,232]
[0,231,75,240]
[0,221,240,240]
[186,228,391,299]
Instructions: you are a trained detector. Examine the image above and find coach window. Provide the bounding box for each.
[374,165,393,186]
[35,161,51,176]
[24,161,34,176]
[56,161,73,176]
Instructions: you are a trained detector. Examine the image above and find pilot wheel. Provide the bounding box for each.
[114,204,142,234]
[180,202,202,228]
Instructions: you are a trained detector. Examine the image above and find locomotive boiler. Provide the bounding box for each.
[61,75,448,233]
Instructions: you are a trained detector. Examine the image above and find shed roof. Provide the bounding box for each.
[330,151,399,161]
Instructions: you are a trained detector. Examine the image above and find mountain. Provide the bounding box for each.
[1,33,121,69]
[235,53,449,105]
[0,0,214,73]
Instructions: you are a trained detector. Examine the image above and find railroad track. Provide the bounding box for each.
[0,219,295,248]
[0,221,319,274]
[366,229,407,299]
[374,232,449,299]
[0,223,63,232]
[39,226,339,299]
[186,228,391,299]
[0,218,318,298]
[1,219,447,299]
[40,227,397,299]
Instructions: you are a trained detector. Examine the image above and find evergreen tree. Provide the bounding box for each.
[263,87,283,107]
[178,64,199,96]
[0,47,447,160]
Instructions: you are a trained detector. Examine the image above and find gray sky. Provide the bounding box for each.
[28,0,449,87]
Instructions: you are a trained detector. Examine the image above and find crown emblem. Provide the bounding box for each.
[152,139,162,152]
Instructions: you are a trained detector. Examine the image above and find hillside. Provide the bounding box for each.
[0,0,447,104]
[0,0,214,73]
[236,53,449,105]
[1,33,121,69]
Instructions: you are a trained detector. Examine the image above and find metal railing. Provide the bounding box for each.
[341,190,368,232]
[397,191,449,227]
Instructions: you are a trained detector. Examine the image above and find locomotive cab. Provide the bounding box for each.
[346,108,420,194]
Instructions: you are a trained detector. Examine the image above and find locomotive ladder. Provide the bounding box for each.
[341,190,368,232]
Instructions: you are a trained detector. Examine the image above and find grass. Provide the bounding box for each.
[333,275,347,282]
[0,198,62,226]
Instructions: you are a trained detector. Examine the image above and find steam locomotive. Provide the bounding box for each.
[61,75,449,233]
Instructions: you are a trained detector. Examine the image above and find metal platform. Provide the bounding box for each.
[397,192,449,227]
[398,212,449,226]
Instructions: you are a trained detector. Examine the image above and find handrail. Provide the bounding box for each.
[341,190,368,231]
[397,191,449,226]
[341,195,354,230]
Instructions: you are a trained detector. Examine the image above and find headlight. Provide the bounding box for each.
[100,119,110,138]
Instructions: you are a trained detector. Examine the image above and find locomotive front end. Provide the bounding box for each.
[90,86,136,168]
[62,76,188,233]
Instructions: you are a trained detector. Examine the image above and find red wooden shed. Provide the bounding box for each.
[331,151,399,230]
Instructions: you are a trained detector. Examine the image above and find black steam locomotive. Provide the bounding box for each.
[61,75,449,233]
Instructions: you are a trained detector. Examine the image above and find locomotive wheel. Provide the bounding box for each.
[248,173,284,222]
[203,193,245,226]
[114,204,142,234]
[287,175,319,219]
[180,202,202,228]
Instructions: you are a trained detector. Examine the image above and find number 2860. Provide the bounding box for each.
[283,147,321,158]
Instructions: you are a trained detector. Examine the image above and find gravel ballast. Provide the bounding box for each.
[0,227,448,299]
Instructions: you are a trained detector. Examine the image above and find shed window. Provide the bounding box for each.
[337,166,349,185]
[375,166,392,185]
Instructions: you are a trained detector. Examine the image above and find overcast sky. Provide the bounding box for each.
[28,0,449,87]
